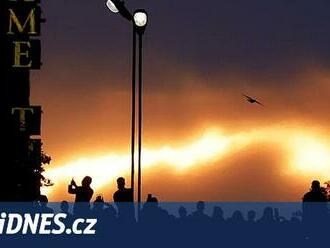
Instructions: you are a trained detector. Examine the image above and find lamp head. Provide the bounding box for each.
[106,0,133,21]
[134,9,148,34]
[106,0,119,13]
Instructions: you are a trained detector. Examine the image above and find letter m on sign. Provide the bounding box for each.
[6,1,41,36]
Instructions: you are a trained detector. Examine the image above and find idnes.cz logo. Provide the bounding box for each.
[0,213,97,235]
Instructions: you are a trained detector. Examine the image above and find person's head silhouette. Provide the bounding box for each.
[144,195,158,209]
[60,201,69,213]
[311,180,321,191]
[117,177,126,190]
[212,206,224,218]
[94,195,104,203]
[178,206,187,218]
[262,207,274,221]
[248,210,256,222]
[39,195,48,207]
[82,176,92,187]
[150,196,158,207]
[94,196,105,210]
[231,210,244,222]
[196,201,205,212]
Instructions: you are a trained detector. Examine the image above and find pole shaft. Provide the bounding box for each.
[137,33,143,209]
[131,26,137,199]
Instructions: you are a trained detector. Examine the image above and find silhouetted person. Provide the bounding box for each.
[290,216,301,225]
[113,177,133,202]
[274,208,286,223]
[113,177,134,222]
[92,195,109,229]
[60,200,74,225]
[38,195,54,213]
[302,180,328,232]
[303,180,327,202]
[190,201,210,223]
[176,206,190,226]
[68,176,94,215]
[257,207,275,224]
[178,206,188,220]
[93,195,105,213]
[60,200,71,214]
[227,210,245,224]
[99,202,118,231]
[212,206,225,224]
[104,203,118,223]
[140,194,173,224]
[247,210,256,223]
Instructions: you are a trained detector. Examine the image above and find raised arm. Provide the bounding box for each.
[68,184,77,194]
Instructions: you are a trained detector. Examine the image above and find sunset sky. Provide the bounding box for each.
[30,0,330,202]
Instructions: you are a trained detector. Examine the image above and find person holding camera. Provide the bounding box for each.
[68,176,94,215]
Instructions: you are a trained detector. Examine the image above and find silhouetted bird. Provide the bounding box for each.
[243,94,264,106]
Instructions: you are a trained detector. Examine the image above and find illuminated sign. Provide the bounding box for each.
[1,0,44,70]
[11,106,42,135]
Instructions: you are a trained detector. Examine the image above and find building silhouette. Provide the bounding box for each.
[0,0,46,201]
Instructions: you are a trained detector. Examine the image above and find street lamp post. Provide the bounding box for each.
[106,1,148,209]
[106,0,136,201]
[133,9,148,209]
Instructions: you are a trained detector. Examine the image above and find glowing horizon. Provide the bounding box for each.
[42,125,330,201]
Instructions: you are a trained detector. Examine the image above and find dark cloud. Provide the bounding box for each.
[38,0,330,93]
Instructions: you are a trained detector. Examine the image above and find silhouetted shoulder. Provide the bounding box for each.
[303,191,327,202]
[114,188,133,202]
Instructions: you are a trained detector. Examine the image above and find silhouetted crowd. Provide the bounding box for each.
[32,177,330,243]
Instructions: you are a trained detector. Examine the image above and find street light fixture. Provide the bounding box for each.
[106,0,132,21]
[106,0,119,13]
[134,10,148,28]
[106,1,148,210]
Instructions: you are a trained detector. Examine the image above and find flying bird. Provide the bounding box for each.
[242,94,264,106]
